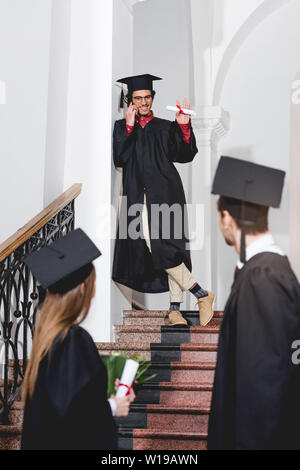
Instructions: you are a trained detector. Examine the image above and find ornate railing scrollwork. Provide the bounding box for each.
[0,184,81,424]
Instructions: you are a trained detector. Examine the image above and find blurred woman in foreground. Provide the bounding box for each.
[21,229,134,450]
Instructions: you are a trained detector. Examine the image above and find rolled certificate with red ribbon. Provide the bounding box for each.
[115,359,139,397]
[166,105,196,116]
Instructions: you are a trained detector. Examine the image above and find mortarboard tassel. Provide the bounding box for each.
[240,199,246,263]
[120,87,124,109]
[240,226,246,264]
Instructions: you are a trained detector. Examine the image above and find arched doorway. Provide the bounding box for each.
[290,72,300,280]
[216,0,300,306]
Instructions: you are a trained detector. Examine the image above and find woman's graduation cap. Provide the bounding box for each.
[24,228,101,294]
[211,156,285,263]
[117,73,162,108]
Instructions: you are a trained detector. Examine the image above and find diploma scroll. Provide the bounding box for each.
[166,105,196,116]
[115,359,139,397]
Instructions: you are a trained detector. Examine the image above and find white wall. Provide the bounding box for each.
[0,0,52,243]
[217,0,300,307]
[44,0,72,207]
[133,0,193,121]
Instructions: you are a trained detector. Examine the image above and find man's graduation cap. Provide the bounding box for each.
[24,228,101,295]
[212,156,285,263]
[117,73,162,108]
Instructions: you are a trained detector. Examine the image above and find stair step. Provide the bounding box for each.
[0,425,22,450]
[117,404,209,433]
[180,344,218,363]
[134,382,213,407]
[122,310,222,327]
[97,342,218,351]
[131,404,210,413]
[114,325,220,344]
[144,361,216,384]
[97,342,218,362]
[123,309,223,318]
[5,401,24,426]
[118,428,207,450]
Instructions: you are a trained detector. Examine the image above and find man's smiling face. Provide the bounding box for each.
[132,89,153,116]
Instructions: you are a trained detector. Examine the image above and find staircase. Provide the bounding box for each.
[0,396,23,450]
[97,309,221,451]
[0,309,221,451]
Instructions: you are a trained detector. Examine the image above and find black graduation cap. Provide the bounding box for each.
[117,74,162,108]
[212,156,285,263]
[24,228,101,295]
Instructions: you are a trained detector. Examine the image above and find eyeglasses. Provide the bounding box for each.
[132,95,153,103]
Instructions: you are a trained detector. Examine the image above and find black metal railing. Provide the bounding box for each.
[0,186,80,424]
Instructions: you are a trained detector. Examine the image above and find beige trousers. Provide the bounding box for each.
[142,194,196,303]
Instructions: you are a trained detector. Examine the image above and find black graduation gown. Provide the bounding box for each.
[208,252,300,450]
[21,325,118,450]
[112,117,198,293]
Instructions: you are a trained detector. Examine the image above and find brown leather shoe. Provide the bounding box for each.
[196,291,216,326]
[168,310,188,326]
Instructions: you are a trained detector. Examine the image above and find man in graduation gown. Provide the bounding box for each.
[112,73,215,326]
[208,156,300,450]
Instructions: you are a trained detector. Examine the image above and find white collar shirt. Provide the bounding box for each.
[237,233,284,270]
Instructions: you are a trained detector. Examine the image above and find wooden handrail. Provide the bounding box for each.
[0,184,82,263]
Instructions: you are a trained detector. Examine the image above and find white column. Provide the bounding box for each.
[63,0,114,342]
[188,106,229,309]
[111,0,134,327]
[0,80,6,105]
[189,0,215,106]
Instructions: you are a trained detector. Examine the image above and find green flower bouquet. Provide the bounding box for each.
[101,352,156,398]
